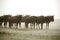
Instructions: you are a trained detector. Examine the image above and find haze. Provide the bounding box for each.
[0,0,60,19]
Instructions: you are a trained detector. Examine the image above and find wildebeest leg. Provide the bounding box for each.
[41,23,43,29]
[33,23,35,29]
[19,22,21,28]
[6,22,9,28]
[2,22,4,27]
[17,23,20,29]
[46,23,49,29]
[0,22,2,27]
[39,24,40,29]
[25,23,28,28]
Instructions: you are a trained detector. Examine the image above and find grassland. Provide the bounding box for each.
[0,28,60,40]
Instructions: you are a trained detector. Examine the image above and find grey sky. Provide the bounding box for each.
[0,0,60,19]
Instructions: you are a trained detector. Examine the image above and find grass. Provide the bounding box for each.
[0,28,60,40]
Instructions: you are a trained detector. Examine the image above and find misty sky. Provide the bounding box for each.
[0,0,60,19]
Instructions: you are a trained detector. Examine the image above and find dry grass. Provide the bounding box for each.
[0,28,60,40]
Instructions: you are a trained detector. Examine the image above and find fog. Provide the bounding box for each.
[0,0,60,19]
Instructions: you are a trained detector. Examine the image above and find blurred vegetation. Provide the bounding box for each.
[0,28,60,40]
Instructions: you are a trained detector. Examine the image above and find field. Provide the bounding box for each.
[0,28,60,40]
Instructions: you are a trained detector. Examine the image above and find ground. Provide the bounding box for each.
[0,28,60,40]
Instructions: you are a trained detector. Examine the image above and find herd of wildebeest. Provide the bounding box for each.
[0,15,54,29]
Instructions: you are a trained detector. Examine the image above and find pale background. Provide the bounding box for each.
[0,0,60,19]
